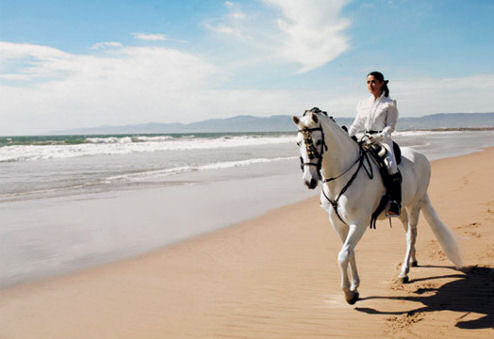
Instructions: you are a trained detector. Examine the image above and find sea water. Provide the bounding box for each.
[1,130,494,287]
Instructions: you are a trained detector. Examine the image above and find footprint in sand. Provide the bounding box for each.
[385,311,425,331]
[414,282,439,295]
[486,208,494,221]
[426,240,447,261]
[456,222,481,230]
[464,231,481,238]
[479,245,494,260]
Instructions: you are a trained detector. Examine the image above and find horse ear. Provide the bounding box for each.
[292,116,300,125]
[311,113,319,124]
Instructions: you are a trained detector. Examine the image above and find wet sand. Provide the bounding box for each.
[1,148,493,338]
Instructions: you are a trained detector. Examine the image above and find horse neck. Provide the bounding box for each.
[320,119,360,180]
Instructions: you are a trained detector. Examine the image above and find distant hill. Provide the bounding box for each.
[53,112,494,135]
[399,113,494,130]
[54,115,298,134]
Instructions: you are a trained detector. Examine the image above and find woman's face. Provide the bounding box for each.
[367,75,384,98]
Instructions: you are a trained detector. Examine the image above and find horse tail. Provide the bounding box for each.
[421,194,463,268]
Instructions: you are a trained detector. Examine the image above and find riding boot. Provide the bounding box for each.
[386,172,402,217]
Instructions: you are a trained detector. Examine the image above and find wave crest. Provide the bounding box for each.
[0,134,295,162]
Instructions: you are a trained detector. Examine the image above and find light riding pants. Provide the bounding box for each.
[380,135,398,175]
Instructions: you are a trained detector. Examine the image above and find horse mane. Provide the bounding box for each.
[303,107,328,117]
[303,107,351,142]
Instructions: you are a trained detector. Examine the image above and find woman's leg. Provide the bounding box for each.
[380,138,398,175]
[380,138,401,215]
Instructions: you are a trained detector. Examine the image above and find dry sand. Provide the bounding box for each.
[1,148,493,338]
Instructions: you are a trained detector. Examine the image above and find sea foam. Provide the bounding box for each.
[0,134,295,162]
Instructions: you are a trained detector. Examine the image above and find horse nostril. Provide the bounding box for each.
[305,178,317,189]
[310,178,317,188]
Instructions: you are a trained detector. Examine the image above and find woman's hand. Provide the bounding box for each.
[366,132,384,144]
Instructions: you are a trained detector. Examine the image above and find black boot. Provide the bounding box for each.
[386,172,402,217]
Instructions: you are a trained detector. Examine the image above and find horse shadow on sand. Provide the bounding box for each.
[355,265,494,329]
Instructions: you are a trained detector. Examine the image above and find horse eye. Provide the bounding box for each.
[316,140,322,146]
[296,141,301,146]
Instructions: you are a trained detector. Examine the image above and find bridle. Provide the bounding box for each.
[298,126,327,179]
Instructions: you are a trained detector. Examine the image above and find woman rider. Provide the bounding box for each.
[347,71,401,216]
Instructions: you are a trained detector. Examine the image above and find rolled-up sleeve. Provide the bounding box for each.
[382,99,398,138]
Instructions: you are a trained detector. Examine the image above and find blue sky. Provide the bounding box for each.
[1,0,493,135]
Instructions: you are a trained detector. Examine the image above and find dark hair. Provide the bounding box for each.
[368,71,389,97]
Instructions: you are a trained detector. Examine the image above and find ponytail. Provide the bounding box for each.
[382,80,390,97]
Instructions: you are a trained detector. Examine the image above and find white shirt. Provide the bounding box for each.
[348,93,399,139]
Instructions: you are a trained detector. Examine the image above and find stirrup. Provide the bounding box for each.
[386,201,401,217]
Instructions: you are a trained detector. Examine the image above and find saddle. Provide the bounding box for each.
[366,141,402,166]
[365,142,402,228]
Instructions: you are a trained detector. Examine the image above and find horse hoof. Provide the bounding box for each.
[411,261,418,267]
[345,291,359,305]
[399,276,409,284]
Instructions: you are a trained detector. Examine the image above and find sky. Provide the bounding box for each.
[1,0,494,135]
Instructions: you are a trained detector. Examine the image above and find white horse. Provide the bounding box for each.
[293,109,462,304]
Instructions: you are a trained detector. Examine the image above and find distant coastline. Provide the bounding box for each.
[49,112,494,136]
[426,126,494,132]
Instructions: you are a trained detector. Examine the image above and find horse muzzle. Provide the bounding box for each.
[304,178,318,189]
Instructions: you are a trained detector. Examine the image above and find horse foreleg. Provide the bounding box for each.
[349,254,360,291]
[330,217,360,293]
[338,223,366,304]
[398,203,420,283]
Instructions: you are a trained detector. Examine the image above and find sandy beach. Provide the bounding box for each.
[1,147,493,338]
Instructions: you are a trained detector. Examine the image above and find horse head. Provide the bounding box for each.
[292,107,328,189]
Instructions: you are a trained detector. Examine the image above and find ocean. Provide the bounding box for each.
[0,132,296,201]
[1,129,494,287]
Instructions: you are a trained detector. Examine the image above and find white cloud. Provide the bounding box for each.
[205,0,351,73]
[91,41,123,50]
[203,23,246,38]
[0,42,225,134]
[263,0,350,73]
[132,33,167,41]
[204,1,250,40]
[0,41,73,81]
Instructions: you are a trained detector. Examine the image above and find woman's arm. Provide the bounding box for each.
[382,99,398,138]
[348,101,365,137]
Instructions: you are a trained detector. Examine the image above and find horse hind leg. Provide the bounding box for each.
[398,203,420,283]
